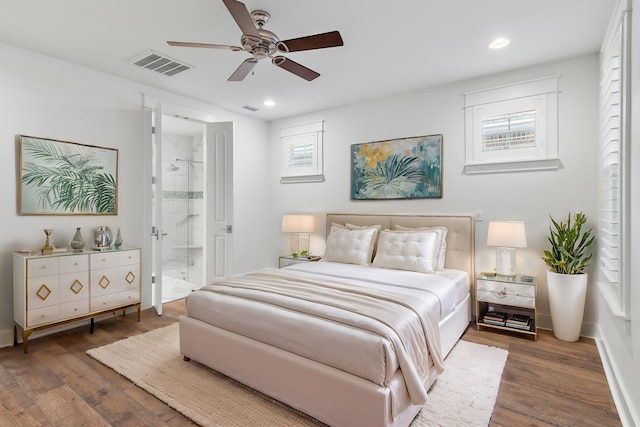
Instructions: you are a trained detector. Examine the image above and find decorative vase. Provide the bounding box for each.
[70,227,85,252]
[547,271,588,342]
[114,228,123,249]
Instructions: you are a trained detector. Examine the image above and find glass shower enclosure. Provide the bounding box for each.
[161,129,205,302]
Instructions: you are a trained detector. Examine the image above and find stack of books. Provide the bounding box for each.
[505,314,532,330]
[482,311,507,326]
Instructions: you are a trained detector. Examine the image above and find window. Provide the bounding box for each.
[280,121,324,183]
[481,110,536,151]
[597,0,630,318]
[464,76,559,174]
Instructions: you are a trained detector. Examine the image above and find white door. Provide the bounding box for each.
[151,102,164,315]
[205,122,233,283]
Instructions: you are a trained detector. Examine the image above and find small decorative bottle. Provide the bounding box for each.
[70,227,85,252]
[114,228,123,249]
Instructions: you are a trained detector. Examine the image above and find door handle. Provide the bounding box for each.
[151,227,168,239]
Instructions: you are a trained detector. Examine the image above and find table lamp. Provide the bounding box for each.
[487,221,527,276]
[281,214,315,257]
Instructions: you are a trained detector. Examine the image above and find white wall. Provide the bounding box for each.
[267,54,600,334]
[0,42,270,347]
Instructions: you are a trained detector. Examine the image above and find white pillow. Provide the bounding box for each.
[331,223,382,262]
[393,225,448,270]
[323,226,378,265]
[372,229,441,273]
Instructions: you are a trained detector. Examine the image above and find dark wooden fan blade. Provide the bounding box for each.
[272,57,320,81]
[168,41,242,51]
[222,0,260,38]
[277,31,344,53]
[228,58,258,81]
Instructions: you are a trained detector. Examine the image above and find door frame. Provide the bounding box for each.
[143,95,232,311]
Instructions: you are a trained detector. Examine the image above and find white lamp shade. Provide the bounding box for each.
[487,221,527,248]
[281,215,315,233]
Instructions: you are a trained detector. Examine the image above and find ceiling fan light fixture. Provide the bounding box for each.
[489,38,510,49]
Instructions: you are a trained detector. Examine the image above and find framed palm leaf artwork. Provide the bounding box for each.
[19,135,118,215]
[351,134,442,200]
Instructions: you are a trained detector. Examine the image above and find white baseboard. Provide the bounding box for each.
[0,329,14,349]
[596,334,639,427]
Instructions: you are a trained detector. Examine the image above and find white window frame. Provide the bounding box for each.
[463,76,560,174]
[280,121,324,183]
[597,0,631,319]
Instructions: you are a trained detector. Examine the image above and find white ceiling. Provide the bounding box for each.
[1,1,615,122]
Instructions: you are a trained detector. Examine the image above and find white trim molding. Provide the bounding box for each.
[463,76,560,174]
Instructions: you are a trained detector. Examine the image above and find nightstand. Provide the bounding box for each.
[279,255,321,268]
[476,273,537,340]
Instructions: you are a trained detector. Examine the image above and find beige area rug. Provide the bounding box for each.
[87,324,508,427]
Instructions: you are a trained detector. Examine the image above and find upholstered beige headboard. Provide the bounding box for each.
[326,214,475,277]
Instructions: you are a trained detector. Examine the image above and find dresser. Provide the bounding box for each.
[13,247,141,353]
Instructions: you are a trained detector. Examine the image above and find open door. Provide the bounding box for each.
[151,102,164,315]
[205,122,233,283]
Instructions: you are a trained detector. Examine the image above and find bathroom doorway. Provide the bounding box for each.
[161,115,205,302]
[144,96,234,314]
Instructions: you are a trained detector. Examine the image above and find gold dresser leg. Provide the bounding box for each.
[23,329,33,354]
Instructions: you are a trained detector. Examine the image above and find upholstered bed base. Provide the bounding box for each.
[180,293,471,427]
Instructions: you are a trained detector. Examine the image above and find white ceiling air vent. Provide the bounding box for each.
[130,50,193,76]
[242,105,260,112]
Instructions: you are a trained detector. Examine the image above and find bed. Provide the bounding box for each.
[180,214,475,427]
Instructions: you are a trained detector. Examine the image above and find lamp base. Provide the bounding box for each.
[495,246,516,276]
[290,233,310,257]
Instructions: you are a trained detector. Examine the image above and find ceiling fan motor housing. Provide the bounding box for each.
[241,26,279,60]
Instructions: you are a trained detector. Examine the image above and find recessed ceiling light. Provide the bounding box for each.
[489,38,510,49]
[263,99,276,107]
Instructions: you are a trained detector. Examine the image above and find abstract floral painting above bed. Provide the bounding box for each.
[351,134,442,200]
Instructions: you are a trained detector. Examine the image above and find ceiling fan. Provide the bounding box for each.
[167,0,344,82]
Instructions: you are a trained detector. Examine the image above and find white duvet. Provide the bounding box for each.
[185,262,467,411]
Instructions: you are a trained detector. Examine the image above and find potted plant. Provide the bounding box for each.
[542,212,595,341]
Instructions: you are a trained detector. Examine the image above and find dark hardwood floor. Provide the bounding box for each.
[0,300,621,426]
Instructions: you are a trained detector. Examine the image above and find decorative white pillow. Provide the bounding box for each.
[323,226,378,265]
[372,229,441,273]
[394,225,448,270]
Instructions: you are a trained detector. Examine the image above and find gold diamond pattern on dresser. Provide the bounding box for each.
[36,284,52,301]
[99,275,111,289]
[125,271,136,284]
[70,279,84,294]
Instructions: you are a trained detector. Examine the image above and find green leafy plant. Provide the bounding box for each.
[542,212,595,275]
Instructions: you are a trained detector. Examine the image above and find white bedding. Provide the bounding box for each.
[185,262,467,413]
[287,261,469,320]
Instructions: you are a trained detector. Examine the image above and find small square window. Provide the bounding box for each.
[280,121,324,183]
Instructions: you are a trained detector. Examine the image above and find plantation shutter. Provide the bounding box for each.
[280,121,324,183]
[598,0,630,317]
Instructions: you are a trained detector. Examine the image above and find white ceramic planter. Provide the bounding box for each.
[547,271,588,341]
